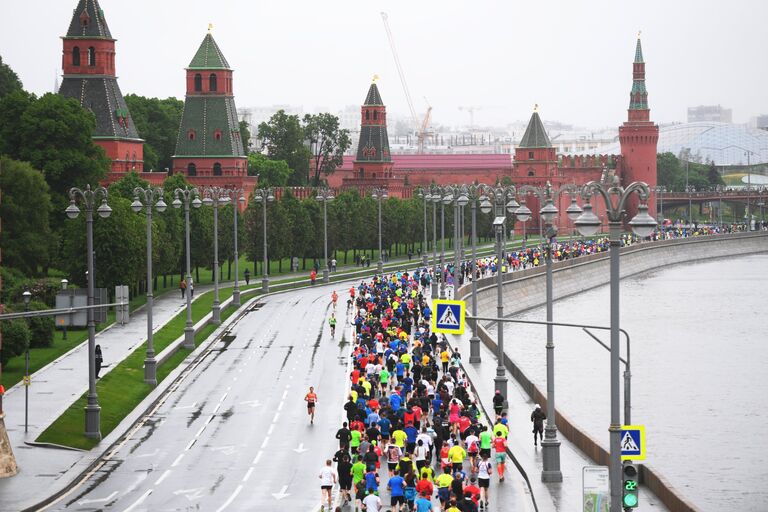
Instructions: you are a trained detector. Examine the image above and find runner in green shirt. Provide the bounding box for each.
[351,456,367,485]
[479,427,493,459]
[350,428,362,454]
[379,367,390,391]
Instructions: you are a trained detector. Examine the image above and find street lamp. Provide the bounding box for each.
[371,187,388,274]
[574,177,656,512]
[651,185,666,227]
[685,185,695,226]
[438,190,453,299]
[517,182,581,483]
[464,184,484,364]
[22,290,31,433]
[220,188,246,307]
[60,279,69,340]
[66,184,112,439]
[478,184,518,405]
[172,187,202,350]
[429,185,441,299]
[316,187,335,283]
[417,188,430,266]
[252,188,275,292]
[202,187,233,325]
[131,187,167,385]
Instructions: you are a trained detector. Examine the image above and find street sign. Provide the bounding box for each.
[432,299,465,334]
[620,425,646,460]
[582,466,610,512]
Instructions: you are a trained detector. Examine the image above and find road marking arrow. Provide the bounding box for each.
[238,400,261,408]
[210,445,237,456]
[173,488,205,501]
[77,491,118,505]
[272,485,290,500]
[293,443,308,454]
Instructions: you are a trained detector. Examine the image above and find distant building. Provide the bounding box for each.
[687,105,732,124]
[756,115,768,131]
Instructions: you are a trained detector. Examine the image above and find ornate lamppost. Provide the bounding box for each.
[371,187,388,274]
[66,185,113,439]
[252,188,275,292]
[172,187,202,349]
[316,187,335,283]
[202,187,233,325]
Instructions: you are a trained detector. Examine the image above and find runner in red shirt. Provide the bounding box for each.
[304,386,318,425]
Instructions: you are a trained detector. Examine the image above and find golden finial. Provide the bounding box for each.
[208,23,213,33]
[534,103,539,113]
[637,30,641,38]
[372,74,380,83]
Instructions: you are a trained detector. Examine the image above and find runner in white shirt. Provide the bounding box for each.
[476,453,493,508]
[318,459,337,510]
[362,488,382,511]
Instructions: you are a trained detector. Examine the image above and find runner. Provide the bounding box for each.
[476,453,493,509]
[318,459,337,511]
[331,290,339,309]
[329,313,337,337]
[492,434,507,481]
[305,386,318,425]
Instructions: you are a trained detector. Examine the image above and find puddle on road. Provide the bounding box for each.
[64,459,124,509]
[128,417,162,454]
[187,401,207,428]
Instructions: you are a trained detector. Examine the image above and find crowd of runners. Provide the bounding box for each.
[317,272,516,512]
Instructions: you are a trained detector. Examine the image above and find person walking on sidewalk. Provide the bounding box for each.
[531,404,546,446]
[94,344,103,379]
[179,279,186,299]
[492,390,504,417]
[244,268,251,285]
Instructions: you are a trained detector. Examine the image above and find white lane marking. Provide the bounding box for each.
[286,384,291,389]
[123,489,152,512]
[282,390,288,399]
[272,485,290,500]
[184,438,197,451]
[242,467,254,482]
[171,453,184,467]
[293,443,308,453]
[76,491,118,505]
[173,488,205,501]
[267,424,275,435]
[252,450,263,465]
[233,377,238,381]
[272,412,280,423]
[176,402,197,410]
[154,469,171,486]
[215,484,243,512]
[277,400,284,411]
[261,436,270,449]
[134,449,159,459]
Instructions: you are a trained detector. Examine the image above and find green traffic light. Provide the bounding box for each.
[623,493,639,507]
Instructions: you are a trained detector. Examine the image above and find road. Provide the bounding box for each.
[45,283,351,511]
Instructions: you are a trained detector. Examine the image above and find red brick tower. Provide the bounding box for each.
[59,0,144,174]
[172,30,254,201]
[353,81,394,181]
[619,34,659,218]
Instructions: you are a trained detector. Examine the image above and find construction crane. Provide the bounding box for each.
[381,12,432,153]
[458,106,484,130]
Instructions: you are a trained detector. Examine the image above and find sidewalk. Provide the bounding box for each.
[447,321,670,511]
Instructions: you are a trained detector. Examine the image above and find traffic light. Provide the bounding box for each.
[622,460,639,509]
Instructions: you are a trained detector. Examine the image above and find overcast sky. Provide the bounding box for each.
[1,0,766,129]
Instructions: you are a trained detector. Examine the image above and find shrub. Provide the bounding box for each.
[27,300,54,348]
[1,319,30,367]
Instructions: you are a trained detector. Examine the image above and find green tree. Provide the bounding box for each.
[247,153,291,187]
[0,91,110,221]
[107,170,151,200]
[0,157,52,275]
[657,152,682,191]
[26,300,55,348]
[239,120,252,153]
[257,110,310,186]
[0,319,30,367]
[0,55,23,98]
[124,95,184,172]
[303,113,351,186]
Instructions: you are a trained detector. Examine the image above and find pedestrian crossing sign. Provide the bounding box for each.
[620,425,646,460]
[432,299,465,334]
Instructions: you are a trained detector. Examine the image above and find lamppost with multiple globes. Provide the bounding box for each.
[478,184,519,405]
[221,188,246,307]
[66,184,113,439]
[172,187,201,350]
[252,188,275,292]
[417,187,430,266]
[463,184,484,364]
[22,290,31,433]
[428,185,442,299]
[131,187,167,385]
[371,187,388,274]
[316,187,335,283]
[574,177,656,512]
[202,187,233,325]
[516,181,582,483]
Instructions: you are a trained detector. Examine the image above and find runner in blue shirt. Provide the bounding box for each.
[387,474,406,512]
[415,493,433,512]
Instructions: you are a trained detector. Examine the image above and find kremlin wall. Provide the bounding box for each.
[59,0,657,226]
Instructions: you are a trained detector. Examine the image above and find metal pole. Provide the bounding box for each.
[24,300,29,433]
[432,196,438,299]
[747,152,751,230]
[494,213,507,405]
[608,219,622,512]
[440,200,446,299]
[378,196,384,274]
[232,198,241,307]
[541,224,562,481]
[469,198,481,363]
[144,200,157,385]
[262,198,269,293]
[183,198,194,349]
[85,205,101,439]
[323,198,330,283]
[453,198,460,299]
[212,201,221,324]
[422,195,428,266]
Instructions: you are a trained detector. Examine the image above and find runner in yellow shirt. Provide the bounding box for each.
[392,428,408,449]
[435,468,453,508]
[447,443,466,473]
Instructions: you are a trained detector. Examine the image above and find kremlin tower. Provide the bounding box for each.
[619,34,659,218]
[352,80,394,182]
[59,0,144,174]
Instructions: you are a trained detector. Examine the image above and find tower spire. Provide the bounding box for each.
[627,32,649,120]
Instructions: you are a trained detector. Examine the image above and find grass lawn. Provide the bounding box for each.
[35,287,247,450]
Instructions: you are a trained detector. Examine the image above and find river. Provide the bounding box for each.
[490,253,768,511]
